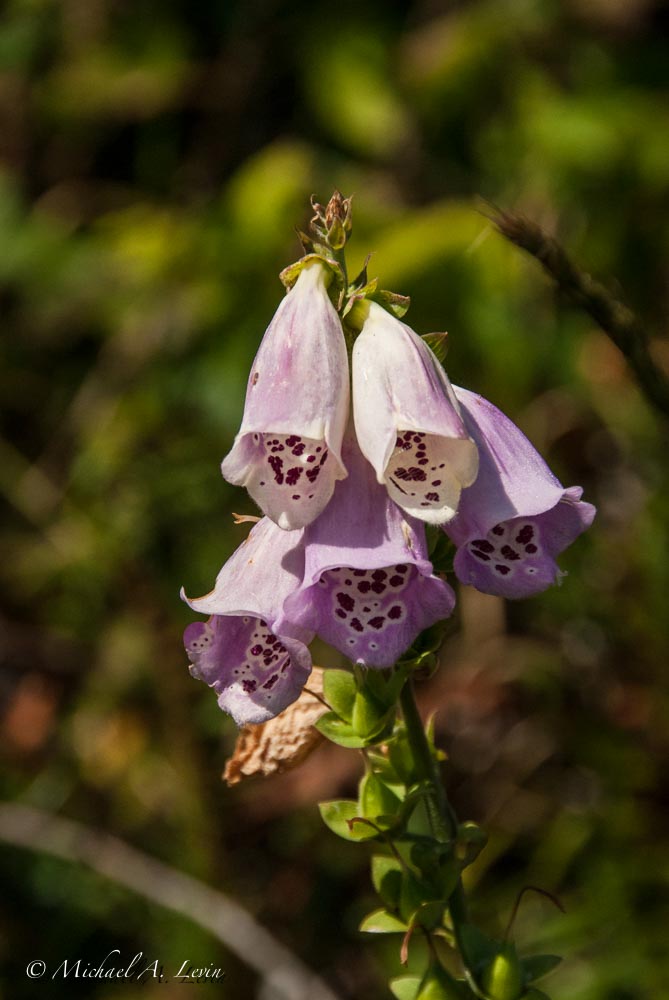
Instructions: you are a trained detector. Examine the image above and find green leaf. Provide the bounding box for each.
[314,712,367,748]
[370,855,403,909]
[390,976,422,1000]
[318,800,378,841]
[522,955,562,984]
[322,669,357,722]
[359,908,408,934]
[360,770,402,824]
[455,821,488,867]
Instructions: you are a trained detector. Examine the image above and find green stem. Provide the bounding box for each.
[399,677,472,964]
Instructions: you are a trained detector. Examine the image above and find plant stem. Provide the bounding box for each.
[399,676,471,960]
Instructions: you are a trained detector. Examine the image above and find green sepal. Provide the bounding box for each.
[314,712,367,748]
[359,770,403,827]
[370,288,411,318]
[318,800,378,842]
[455,822,488,867]
[390,976,422,1000]
[279,253,344,294]
[481,943,524,1000]
[421,331,449,365]
[371,854,403,909]
[341,276,379,318]
[521,991,551,1000]
[359,908,408,934]
[322,669,357,722]
[521,955,562,984]
[417,963,470,1000]
[398,620,450,672]
[351,688,394,741]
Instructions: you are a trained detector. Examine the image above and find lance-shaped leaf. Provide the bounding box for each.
[221,261,350,529]
[181,518,313,725]
[352,302,478,524]
[280,431,455,668]
[445,388,596,599]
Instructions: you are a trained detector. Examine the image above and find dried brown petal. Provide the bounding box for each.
[223,667,327,786]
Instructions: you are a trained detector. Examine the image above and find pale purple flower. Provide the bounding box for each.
[280,431,455,668]
[182,518,313,725]
[352,302,479,525]
[445,387,596,599]
[221,261,349,530]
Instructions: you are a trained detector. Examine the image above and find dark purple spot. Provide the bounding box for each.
[515,524,534,544]
[319,450,328,466]
[492,524,505,536]
[250,645,262,656]
[306,468,320,483]
[525,543,538,554]
[292,443,305,456]
[336,609,347,619]
[473,551,491,562]
[307,454,316,463]
[472,539,494,553]
[396,564,408,573]
[286,435,300,446]
[291,494,300,500]
[389,575,404,587]
[495,564,511,575]
[369,616,385,629]
[501,545,520,561]
[371,582,386,594]
[425,492,439,501]
[431,480,442,486]
[395,466,427,482]
[363,606,371,612]
[242,679,257,693]
[263,674,279,689]
[372,569,387,582]
[358,581,371,594]
[353,569,366,577]
[337,592,355,612]
[286,467,302,485]
[388,605,403,620]
[350,618,364,632]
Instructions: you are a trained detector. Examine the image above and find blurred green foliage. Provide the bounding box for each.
[1,0,668,998]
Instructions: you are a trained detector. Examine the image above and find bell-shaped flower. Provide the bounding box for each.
[221,261,349,530]
[352,302,479,525]
[182,518,313,725]
[280,431,455,668]
[444,387,596,599]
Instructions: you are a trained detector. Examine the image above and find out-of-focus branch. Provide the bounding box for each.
[0,802,343,1000]
[489,207,669,420]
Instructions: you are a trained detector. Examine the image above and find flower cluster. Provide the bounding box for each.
[183,257,595,725]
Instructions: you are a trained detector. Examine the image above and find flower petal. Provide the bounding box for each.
[281,432,455,667]
[446,388,596,598]
[353,302,478,524]
[221,262,349,529]
[182,518,313,724]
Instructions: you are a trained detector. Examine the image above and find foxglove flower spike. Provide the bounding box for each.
[221,261,349,530]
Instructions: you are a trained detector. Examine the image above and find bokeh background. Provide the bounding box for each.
[1,0,669,997]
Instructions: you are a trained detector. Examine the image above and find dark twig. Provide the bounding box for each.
[488,207,669,420]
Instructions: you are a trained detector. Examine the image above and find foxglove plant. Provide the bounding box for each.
[182,191,595,1000]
